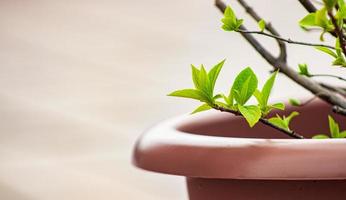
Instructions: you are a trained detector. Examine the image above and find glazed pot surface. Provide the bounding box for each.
[187,178,346,200]
[133,100,346,199]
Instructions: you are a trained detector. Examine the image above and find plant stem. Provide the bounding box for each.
[237,30,335,49]
[235,0,288,61]
[333,105,346,116]
[328,11,346,56]
[212,104,305,139]
[309,74,346,82]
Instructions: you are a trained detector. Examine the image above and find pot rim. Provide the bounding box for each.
[133,101,346,180]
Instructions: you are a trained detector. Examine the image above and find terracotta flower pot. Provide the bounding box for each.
[133,100,346,200]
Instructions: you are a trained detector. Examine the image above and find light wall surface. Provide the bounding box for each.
[0,0,345,199]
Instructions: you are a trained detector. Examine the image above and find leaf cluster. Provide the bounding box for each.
[221,6,243,31]
[169,60,286,128]
[300,0,346,67]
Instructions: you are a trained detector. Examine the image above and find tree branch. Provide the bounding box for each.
[328,11,346,56]
[319,82,346,97]
[333,105,346,116]
[298,0,317,13]
[235,0,287,62]
[212,104,305,139]
[237,30,335,49]
[215,0,346,109]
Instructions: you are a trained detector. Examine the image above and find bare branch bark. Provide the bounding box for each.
[215,0,346,109]
[212,104,305,139]
[328,11,346,56]
[333,105,346,116]
[319,82,346,97]
[298,0,317,13]
[236,0,287,62]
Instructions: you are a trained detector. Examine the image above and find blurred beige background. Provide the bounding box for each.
[0,0,345,199]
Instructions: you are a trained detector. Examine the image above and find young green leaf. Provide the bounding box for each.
[238,105,261,127]
[312,134,330,139]
[258,19,266,32]
[285,111,299,125]
[315,46,337,58]
[191,65,201,89]
[221,6,243,31]
[270,103,285,110]
[289,98,301,106]
[298,63,311,77]
[339,131,346,138]
[208,59,225,93]
[268,111,299,131]
[198,65,210,94]
[312,115,346,139]
[328,115,340,138]
[299,13,317,29]
[268,115,288,130]
[323,0,337,10]
[315,7,333,30]
[260,70,278,106]
[168,89,208,102]
[231,67,258,105]
[191,104,212,114]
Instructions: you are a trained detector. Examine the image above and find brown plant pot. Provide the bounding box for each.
[133,100,346,200]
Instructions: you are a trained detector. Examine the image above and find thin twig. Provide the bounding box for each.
[235,0,287,62]
[212,104,305,139]
[309,74,346,82]
[333,105,346,116]
[237,30,336,49]
[215,0,346,109]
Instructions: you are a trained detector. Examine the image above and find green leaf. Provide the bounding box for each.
[253,89,262,105]
[328,115,340,138]
[339,131,346,138]
[221,6,243,31]
[323,0,337,10]
[332,56,346,67]
[208,59,225,93]
[268,111,299,131]
[298,63,311,76]
[268,115,288,130]
[261,70,278,106]
[199,65,209,93]
[191,104,212,114]
[191,65,201,89]
[315,7,329,29]
[168,89,209,102]
[336,0,346,19]
[213,94,223,100]
[258,19,266,32]
[238,105,261,127]
[315,46,337,58]
[270,103,285,110]
[231,67,258,105]
[289,98,301,106]
[312,134,330,139]
[284,111,299,126]
[299,13,317,28]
